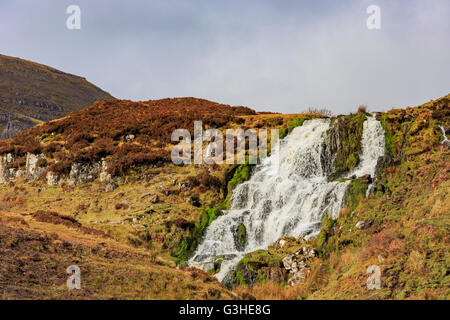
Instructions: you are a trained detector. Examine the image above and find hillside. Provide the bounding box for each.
[0,95,448,300]
[0,54,114,139]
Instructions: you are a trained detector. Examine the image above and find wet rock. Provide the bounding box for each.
[230,183,249,209]
[360,174,373,184]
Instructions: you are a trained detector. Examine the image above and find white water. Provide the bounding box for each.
[188,116,385,281]
[348,116,385,197]
[438,125,449,145]
[349,116,385,178]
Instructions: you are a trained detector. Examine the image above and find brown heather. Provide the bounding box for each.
[0,97,256,175]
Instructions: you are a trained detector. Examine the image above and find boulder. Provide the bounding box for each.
[67,162,101,186]
[105,183,118,192]
[46,171,60,186]
[282,246,316,286]
[0,153,14,184]
[355,220,373,230]
[25,153,46,180]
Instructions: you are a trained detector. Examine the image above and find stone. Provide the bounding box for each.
[25,153,46,180]
[356,220,373,230]
[99,159,111,182]
[282,246,317,286]
[0,154,12,184]
[105,183,118,192]
[67,162,101,186]
[46,171,59,186]
[15,169,23,178]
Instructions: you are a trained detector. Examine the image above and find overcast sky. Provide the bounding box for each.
[1,0,449,114]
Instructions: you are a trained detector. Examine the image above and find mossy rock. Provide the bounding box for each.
[226,249,286,288]
[237,224,247,247]
[172,207,222,264]
[279,118,307,139]
[313,217,335,253]
[327,113,367,179]
[344,176,371,210]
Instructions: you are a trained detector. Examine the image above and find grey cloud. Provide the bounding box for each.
[0,0,449,114]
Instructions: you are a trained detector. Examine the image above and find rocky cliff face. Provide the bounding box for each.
[0,151,113,189]
[0,54,114,139]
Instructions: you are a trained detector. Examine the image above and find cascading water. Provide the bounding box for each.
[188,116,385,282]
[348,116,385,197]
[349,116,385,178]
[438,125,449,145]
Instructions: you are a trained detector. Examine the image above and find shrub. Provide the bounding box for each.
[358,105,368,113]
[304,107,333,117]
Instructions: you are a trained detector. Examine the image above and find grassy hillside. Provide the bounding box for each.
[0,95,448,299]
[0,97,322,299]
[0,54,114,139]
[232,95,450,299]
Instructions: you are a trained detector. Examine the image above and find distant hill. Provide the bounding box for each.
[0,54,114,139]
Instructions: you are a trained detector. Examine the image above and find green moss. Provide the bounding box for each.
[234,270,247,286]
[380,113,394,158]
[313,217,335,254]
[172,207,222,264]
[328,113,367,179]
[231,249,285,287]
[173,159,257,264]
[279,118,307,139]
[223,160,255,208]
[210,255,224,275]
[237,224,247,247]
[344,177,370,210]
[228,163,252,188]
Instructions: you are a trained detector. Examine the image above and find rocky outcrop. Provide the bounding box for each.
[0,110,35,139]
[355,219,373,230]
[224,250,287,289]
[67,162,101,186]
[0,153,15,183]
[46,171,59,186]
[25,153,45,180]
[282,246,316,286]
[0,152,118,188]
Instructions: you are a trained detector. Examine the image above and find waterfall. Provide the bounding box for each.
[348,116,385,179]
[347,116,385,197]
[188,116,385,282]
[438,125,449,145]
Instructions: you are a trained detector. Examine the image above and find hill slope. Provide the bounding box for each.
[0,54,114,139]
[0,95,448,299]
